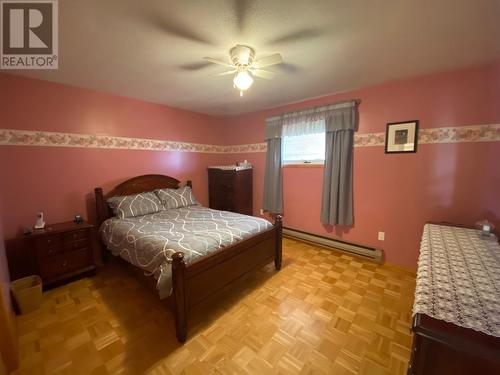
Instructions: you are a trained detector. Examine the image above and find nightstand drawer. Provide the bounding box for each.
[35,236,63,258]
[64,239,88,252]
[39,249,90,280]
[63,230,88,243]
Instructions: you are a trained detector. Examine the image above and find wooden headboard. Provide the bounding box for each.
[94,174,192,228]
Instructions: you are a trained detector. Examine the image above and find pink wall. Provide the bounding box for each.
[1,74,226,144]
[224,62,500,268]
[1,63,499,268]
[0,74,227,238]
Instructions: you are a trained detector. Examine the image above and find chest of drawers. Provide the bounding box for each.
[208,168,253,215]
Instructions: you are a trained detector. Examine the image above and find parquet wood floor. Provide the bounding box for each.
[12,238,416,374]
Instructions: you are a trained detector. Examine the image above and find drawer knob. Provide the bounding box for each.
[48,249,54,254]
[47,239,51,243]
[62,261,68,267]
[73,233,77,238]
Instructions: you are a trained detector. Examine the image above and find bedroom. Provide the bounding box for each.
[0,0,499,374]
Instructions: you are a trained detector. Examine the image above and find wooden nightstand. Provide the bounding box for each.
[7,221,96,287]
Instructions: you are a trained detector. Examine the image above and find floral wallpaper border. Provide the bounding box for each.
[354,124,500,147]
[0,124,498,153]
[0,129,231,153]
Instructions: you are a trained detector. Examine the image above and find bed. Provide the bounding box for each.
[95,174,282,343]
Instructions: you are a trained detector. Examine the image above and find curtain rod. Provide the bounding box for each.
[266,99,360,122]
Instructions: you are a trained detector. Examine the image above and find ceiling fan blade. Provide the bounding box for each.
[179,62,213,71]
[203,57,234,67]
[253,53,283,68]
[212,69,237,76]
[267,28,324,45]
[250,69,276,80]
[148,13,213,45]
[276,63,299,73]
[233,0,253,33]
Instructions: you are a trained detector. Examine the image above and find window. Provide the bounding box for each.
[282,132,325,164]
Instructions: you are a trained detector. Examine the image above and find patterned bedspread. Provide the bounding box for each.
[413,224,500,337]
[100,206,272,298]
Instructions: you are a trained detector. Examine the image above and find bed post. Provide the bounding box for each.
[94,187,105,227]
[186,180,192,188]
[171,251,187,343]
[94,187,108,262]
[274,215,283,270]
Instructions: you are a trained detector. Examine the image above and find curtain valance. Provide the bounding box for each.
[264,117,283,139]
[264,100,358,140]
[325,106,357,132]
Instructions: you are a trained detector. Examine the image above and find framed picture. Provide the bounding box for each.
[385,120,419,153]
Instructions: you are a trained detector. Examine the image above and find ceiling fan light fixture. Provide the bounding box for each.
[203,45,282,96]
[233,70,253,91]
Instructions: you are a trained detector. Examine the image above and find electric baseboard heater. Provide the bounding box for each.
[282,227,383,262]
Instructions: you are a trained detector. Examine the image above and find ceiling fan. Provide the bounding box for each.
[203,45,283,96]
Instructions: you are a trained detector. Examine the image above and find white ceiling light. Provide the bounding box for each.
[203,45,284,97]
[233,70,253,96]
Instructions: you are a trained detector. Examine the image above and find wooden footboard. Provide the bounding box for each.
[171,216,282,342]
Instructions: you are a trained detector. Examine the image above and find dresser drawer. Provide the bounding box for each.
[210,191,234,204]
[210,194,234,211]
[63,229,88,243]
[209,170,235,181]
[34,236,63,258]
[64,238,88,252]
[209,187,234,198]
[210,180,234,191]
[38,249,90,280]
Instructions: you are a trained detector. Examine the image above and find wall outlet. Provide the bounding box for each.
[378,231,385,241]
[259,208,264,215]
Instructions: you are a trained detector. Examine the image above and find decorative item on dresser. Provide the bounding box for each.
[409,222,500,375]
[6,221,96,288]
[208,165,253,215]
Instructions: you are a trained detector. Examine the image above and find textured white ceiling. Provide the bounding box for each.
[12,0,500,115]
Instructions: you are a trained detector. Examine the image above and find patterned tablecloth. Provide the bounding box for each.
[413,224,500,337]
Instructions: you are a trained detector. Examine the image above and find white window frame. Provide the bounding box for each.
[282,132,325,165]
[282,159,324,165]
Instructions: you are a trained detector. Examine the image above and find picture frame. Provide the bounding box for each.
[385,120,419,154]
